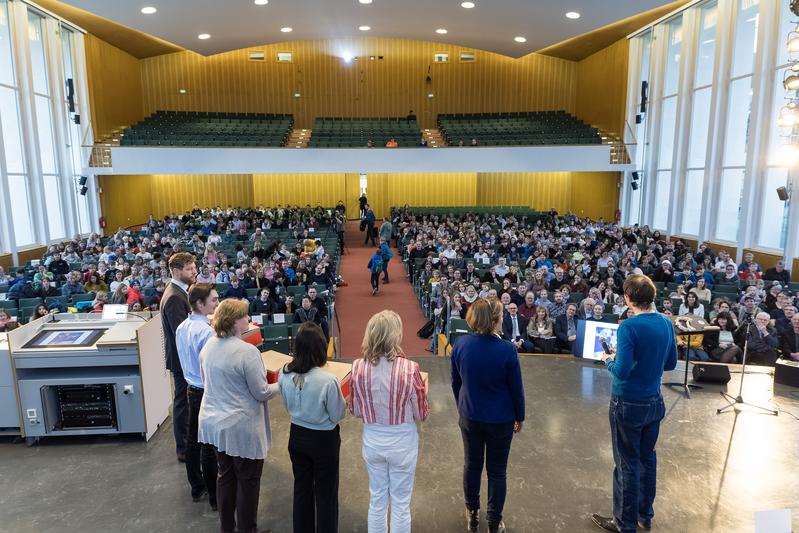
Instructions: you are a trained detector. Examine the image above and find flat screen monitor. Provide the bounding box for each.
[22,328,107,349]
[575,320,620,361]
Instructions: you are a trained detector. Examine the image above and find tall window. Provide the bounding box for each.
[628,32,652,225]
[28,12,65,240]
[715,0,759,241]
[653,17,683,230]
[0,0,35,247]
[681,2,718,235]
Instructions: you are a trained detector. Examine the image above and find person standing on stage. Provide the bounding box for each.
[279,322,347,533]
[349,310,429,533]
[592,274,677,533]
[451,298,525,533]
[176,283,219,509]
[161,252,197,462]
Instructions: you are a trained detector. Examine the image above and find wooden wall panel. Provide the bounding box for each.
[345,173,362,220]
[743,248,783,272]
[17,247,48,265]
[140,38,577,129]
[575,39,629,136]
[365,173,390,219]
[85,35,145,139]
[150,175,253,216]
[794,258,799,282]
[99,175,154,231]
[476,172,573,211]
[386,173,477,208]
[252,174,346,207]
[0,254,13,270]
[570,172,620,220]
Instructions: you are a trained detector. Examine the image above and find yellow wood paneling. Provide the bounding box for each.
[140,38,577,129]
[365,173,390,219]
[476,172,573,211]
[98,175,154,231]
[0,254,14,270]
[344,173,362,220]
[150,175,253,216]
[569,172,620,220]
[386,173,477,208]
[743,248,783,272]
[252,174,346,207]
[576,39,629,135]
[85,35,145,139]
[18,247,48,265]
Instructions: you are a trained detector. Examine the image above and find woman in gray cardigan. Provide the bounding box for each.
[199,299,279,533]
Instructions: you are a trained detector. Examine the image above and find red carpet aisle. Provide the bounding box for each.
[334,222,430,357]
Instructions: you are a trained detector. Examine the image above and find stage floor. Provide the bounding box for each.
[1,357,797,532]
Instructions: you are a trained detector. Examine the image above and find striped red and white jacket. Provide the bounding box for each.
[350,355,430,425]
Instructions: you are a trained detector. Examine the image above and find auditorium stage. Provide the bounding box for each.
[1,356,797,532]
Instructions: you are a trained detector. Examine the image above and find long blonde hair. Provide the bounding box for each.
[361,310,403,365]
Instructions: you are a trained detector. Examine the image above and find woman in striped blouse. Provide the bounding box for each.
[349,310,430,533]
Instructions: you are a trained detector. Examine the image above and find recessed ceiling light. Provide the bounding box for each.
[140,6,156,14]
[198,33,210,40]
[566,11,581,19]
[514,36,527,43]
[281,27,293,32]
[436,28,448,34]
[461,1,475,8]
[359,25,371,31]
[254,0,268,4]
[359,0,373,3]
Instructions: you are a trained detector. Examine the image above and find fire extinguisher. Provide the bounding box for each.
[99,216,107,229]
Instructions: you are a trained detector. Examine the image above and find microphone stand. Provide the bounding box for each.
[716,320,778,416]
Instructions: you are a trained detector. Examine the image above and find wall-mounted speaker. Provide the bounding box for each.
[776,186,789,201]
[631,181,639,191]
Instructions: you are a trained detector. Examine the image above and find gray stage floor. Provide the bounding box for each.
[1,356,798,533]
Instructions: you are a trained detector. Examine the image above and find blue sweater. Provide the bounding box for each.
[451,333,525,424]
[606,312,678,399]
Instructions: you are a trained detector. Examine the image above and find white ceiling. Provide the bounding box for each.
[62,0,673,58]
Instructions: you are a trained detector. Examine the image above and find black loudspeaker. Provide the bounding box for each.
[776,186,789,201]
[692,363,731,384]
[631,181,639,191]
[640,81,648,114]
[774,359,799,388]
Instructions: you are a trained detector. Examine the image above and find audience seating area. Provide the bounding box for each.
[438,110,601,146]
[119,111,293,147]
[308,117,421,147]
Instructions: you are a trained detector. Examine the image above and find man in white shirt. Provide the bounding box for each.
[495,257,510,278]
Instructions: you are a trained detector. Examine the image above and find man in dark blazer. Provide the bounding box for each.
[502,302,533,352]
[780,314,799,362]
[555,303,579,353]
[161,252,197,462]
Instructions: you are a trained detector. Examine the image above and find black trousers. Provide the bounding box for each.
[382,259,390,282]
[288,423,341,533]
[216,450,264,533]
[370,272,380,291]
[186,386,217,502]
[171,370,189,455]
[364,224,375,245]
[459,416,514,526]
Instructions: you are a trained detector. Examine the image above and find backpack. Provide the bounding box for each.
[370,255,384,274]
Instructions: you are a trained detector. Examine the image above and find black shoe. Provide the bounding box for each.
[488,521,506,533]
[638,519,651,531]
[466,509,479,532]
[209,498,218,511]
[191,491,207,503]
[176,453,186,463]
[591,514,621,533]
[372,288,377,295]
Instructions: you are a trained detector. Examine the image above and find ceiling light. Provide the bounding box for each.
[436,28,448,34]
[359,25,371,31]
[140,6,156,14]
[566,11,581,19]
[789,32,799,53]
[514,36,527,43]
[359,0,373,3]
[198,33,210,40]
[254,0,268,4]
[281,27,293,32]
[461,1,475,8]
[784,70,799,91]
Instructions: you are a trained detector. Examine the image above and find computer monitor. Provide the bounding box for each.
[575,320,620,361]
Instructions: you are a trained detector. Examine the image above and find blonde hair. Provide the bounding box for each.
[466,298,503,336]
[361,310,403,365]
[212,299,250,338]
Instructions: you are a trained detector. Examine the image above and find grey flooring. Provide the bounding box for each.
[1,356,798,533]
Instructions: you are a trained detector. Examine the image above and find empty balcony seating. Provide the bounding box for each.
[307,117,421,148]
[119,110,293,147]
[438,110,601,147]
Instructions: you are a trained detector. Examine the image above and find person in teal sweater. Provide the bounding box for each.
[592,274,677,533]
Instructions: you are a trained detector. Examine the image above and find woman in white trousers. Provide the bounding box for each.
[350,310,430,533]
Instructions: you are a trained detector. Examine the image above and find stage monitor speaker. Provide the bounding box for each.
[692,363,731,384]
[776,186,789,201]
[774,358,799,388]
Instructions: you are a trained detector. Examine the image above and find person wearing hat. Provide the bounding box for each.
[652,260,674,283]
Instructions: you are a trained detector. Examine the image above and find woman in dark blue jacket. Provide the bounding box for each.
[451,298,525,533]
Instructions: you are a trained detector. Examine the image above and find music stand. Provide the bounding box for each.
[716,320,778,416]
[663,315,719,399]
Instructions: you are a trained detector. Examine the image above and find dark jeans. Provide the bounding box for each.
[288,423,341,533]
[171,370,189,455]
[382,260,390,282]
[216,449,264,533]
[364,224,375,245]
[609,395,666,533]
[186,386,217,502]
[459,416,514,526]
[370,272,380,291]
